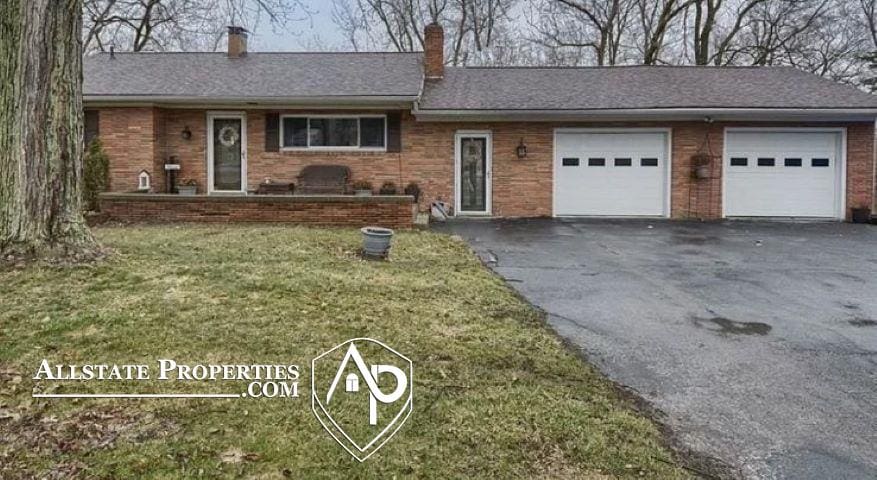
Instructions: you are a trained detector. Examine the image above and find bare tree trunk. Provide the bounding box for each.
[0,0,99,262]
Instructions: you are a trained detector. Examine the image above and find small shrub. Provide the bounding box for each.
[379,182,398,195]
[82,139,109,212]
[180,178,198,186]
[403,182,421,202]
[352,180,373,191]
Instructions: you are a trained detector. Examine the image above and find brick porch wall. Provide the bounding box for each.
[100,194,416,228]
[94,107,874,220]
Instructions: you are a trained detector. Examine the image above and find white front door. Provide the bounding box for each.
[207,112,247,193]
[554,130,670,217]
[455,132,492,215]
[724,129,844,218]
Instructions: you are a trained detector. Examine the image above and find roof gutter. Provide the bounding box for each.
[83,95,420,108]
[412,107,877,122]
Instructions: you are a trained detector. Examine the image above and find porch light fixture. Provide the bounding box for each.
[181,126,192,140]
[516,138,528,159]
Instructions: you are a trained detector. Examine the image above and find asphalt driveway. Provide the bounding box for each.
[436,219,877,480]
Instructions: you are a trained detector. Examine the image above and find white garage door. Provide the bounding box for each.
[554,130,669,216]
[725,130,843,218]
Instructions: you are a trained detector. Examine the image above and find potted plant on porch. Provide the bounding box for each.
[177,179,198,195]
[352,180,373,197]
[379,182,398,195]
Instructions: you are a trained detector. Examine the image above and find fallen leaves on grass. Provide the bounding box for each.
[220,447,260,464]
[0,406,179,478]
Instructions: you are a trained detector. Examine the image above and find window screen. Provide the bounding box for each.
[360,117,386,148]
[282,116,386,149]
[281,117,308,147]
[309,118,358,147]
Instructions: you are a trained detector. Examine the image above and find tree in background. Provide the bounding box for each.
[329,0,877,89]
[861,50,877,91]
[82,0,309,52]
[0,0,100,262]
[530,0,634,66]
[331,0,522,65]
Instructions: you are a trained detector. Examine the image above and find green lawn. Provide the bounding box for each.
[0,226,688,479]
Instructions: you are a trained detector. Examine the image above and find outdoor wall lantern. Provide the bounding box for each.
[181,126,192,140]
[516,138,528,159]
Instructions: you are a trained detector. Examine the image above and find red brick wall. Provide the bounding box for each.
[100,108,412,195]
[246,110,409,191]
[99,107,159,192]
[403,120,874,220]
[845,123,876,213]
[100,194,416,229]
[94,107,875,220]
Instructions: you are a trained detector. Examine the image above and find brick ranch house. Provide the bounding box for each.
[85,24,877,227]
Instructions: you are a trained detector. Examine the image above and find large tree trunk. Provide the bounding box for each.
[0,0,99,262]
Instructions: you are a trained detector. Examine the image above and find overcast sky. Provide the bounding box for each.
[248,0,348,52]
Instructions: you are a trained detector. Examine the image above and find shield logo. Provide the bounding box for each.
[311,338,413,461]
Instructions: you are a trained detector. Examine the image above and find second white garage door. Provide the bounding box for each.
[724,130,843,218]
[554,130,670,216]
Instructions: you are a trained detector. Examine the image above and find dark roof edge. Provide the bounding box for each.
[450,64,798,71]
[413,107,877,122]
[84,94,420,105]
[85,51,424,56]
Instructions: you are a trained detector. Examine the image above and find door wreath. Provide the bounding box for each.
[218,125,240,147]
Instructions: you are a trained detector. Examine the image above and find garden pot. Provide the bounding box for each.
[361,227,394,258]
[355,189,373,197]
[851,207,872,224]
[177,185,198,196]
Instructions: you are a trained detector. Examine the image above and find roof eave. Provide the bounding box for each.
[412,107,877,122]
[83,95,420,109]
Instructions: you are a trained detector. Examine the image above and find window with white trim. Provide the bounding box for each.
[280,115,386,150]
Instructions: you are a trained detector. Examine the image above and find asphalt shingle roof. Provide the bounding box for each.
[418,66,877,110]
[83,52,424,99]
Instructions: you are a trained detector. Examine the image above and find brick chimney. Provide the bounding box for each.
[227,26,248,58]
[424,23,444,79]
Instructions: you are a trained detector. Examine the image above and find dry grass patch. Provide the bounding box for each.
[0,225,688,479]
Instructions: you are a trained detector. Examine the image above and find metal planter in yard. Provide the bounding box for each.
[361,227,394,258]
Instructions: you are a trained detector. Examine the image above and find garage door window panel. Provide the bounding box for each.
[641,158,659,167]
[730,157,748,167]
[588,158,606,166]
[614,158,632,167]
[784,158,802,167]
[757,158,775,167]
[812,158,830,167]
